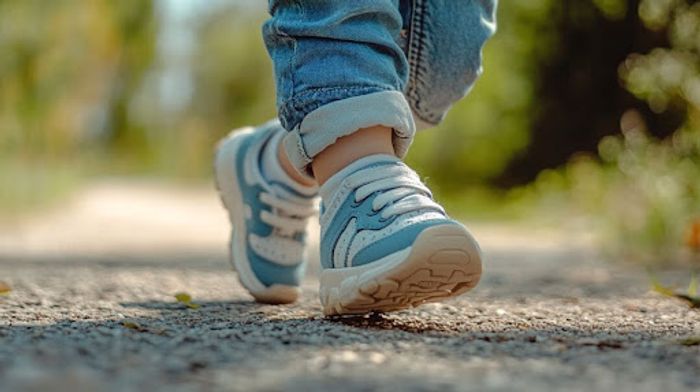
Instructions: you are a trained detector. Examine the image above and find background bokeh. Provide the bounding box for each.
[1,0,699,263]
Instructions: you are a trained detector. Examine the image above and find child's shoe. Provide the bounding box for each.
[215,121,318,304]
[318,155,482,315]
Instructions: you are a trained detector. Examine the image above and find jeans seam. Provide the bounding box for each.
[288,1,302,106]
[292,128,312,165]
[291,85,385,95]
[271,1,301,109]
[405,0,438,126]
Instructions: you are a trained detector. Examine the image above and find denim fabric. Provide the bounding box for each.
[263,0,497,172]
[279,91,415,170]
[402,0,498,126]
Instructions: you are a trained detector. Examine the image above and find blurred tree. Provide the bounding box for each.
[0,0,158,213]
[1,0,696,215]
[622,0,700,132]
[528,0,700,263]
[101,0,157,162]
[0,0,157,161]
[189,6,275,133]
[496,0,689,186]
[161,4,276,177]
[407,2,550,195]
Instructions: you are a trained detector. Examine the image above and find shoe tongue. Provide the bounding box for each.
[319,154,400,202]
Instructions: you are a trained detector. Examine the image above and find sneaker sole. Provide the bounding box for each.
[214,127,300,304]
[319,223,482,316]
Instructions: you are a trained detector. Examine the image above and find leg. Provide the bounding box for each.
[215,0,413,304]
[279,124,395,186]
[264,0,497,183]
[401,0,498,128]
[263,0,415,178]
[311,125,394,185]
[264,1,495,315]
[309,0,500,184]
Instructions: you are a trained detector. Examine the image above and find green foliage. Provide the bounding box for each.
[0,0,157,214]
[582,126,699,262]
[407,1,552,194]
[1,0,698,269]
[527,0,700,263]
[1,1,557,214]
[0,0,156,157]
[179,7,276,177]
[592,0,628,19]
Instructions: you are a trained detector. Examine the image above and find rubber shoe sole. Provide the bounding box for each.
[319,224,482,315]
[214,127,300,304]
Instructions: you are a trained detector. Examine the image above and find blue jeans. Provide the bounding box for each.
[263,0,498,173]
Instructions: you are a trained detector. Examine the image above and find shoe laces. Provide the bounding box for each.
[259,190,317,237]
[346,163,444,220]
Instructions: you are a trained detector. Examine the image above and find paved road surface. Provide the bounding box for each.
[1,182,698,391]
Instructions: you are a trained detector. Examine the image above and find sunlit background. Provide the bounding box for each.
[1,0,699,264]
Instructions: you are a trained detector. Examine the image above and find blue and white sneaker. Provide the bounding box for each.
[318,155,482,315]
[215,122,318,304]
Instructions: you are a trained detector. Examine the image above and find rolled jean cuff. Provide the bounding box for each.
[281,91,416,175]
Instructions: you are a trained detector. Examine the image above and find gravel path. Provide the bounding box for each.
[1,182,698,391]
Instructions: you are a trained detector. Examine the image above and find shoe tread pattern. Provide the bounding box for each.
[321,226,482,315]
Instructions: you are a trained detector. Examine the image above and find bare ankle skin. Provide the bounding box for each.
[311,125,394,185]
[278,142,317,187]
[277,125,395,187]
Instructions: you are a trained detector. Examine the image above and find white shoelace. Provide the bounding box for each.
[259,191,317,237]
[346,163,445,219]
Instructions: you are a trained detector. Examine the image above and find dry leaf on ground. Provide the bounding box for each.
[174,292,201,309]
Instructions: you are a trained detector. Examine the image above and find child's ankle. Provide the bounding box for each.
[311,125,394,185]
[260,132,317,196]
[277,142,317,188]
